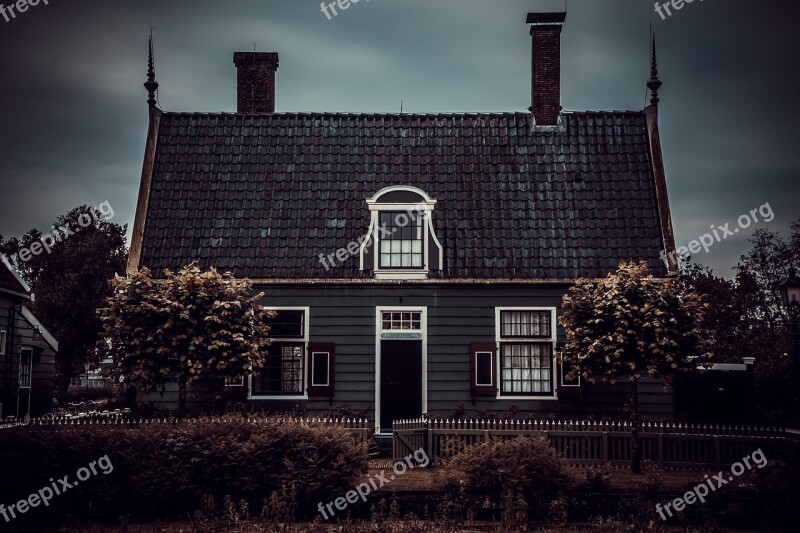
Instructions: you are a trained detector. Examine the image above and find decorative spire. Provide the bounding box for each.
[647,34,662,106]
[144,31,159,106]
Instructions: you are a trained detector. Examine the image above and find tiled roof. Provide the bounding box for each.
[140,111,668,279]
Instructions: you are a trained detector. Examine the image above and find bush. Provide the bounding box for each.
[442,435,573,518]
[0,418,367,525]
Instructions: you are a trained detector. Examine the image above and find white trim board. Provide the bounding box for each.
[20,306,58,351]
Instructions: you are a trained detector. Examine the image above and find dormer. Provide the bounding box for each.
[359,186,444,280]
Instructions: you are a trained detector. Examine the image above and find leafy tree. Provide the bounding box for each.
[95,265,273,416]
[559,261,713,473]
[0,205,127,400]
[733,219,800,425]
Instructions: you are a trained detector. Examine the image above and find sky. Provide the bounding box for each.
[0,0,798,278]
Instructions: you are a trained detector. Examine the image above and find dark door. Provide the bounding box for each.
[380,340,422,433]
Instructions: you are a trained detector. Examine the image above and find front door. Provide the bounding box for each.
[380,340,422,433]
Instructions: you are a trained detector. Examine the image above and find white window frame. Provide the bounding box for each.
[559,360,581,388]
[0,330,6,356]
[475,351,494,387]
[310,351,331,387]
[495,307,558,400]
[360,186,443,280]
[375,306,428,435]
[248,306,310,400]
[18,347,33,389]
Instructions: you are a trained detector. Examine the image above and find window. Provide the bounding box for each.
[500,310,551,338]
[496,308,556,397]
[253,343,304,395]
[500,344,552,394]
[19,348,32,389]
[379,212,423,268]
[381,312,422,331]
[265,310,305,338]
[251,308,309,398]
[0,330,6,356]
[361,186,444,279]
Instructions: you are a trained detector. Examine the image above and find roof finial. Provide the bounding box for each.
[647,33,662,106]
[145,28,159,106]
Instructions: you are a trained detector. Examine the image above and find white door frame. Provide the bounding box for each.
[374,306,427,435]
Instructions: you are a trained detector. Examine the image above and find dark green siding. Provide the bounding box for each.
[254,283,675,424]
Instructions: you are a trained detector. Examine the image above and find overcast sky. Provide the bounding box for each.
[0,0,798,278]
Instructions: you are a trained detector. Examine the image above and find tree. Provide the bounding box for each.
[95,265,273,416]
[0,204,128,400]
[559,261,713,473]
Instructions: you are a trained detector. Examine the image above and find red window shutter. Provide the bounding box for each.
[470,341,497,397]
[308,342,335,397]
[556,342,582,396]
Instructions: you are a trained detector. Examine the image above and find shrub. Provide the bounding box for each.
[442,435,573,517]
[0,418,367,525]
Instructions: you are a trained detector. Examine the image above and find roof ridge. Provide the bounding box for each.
[159,110,644,118]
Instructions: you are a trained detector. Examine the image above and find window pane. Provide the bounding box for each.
[381,312,422,331]
[499,343,552,394]
[500,311,551,338]
[378,211,424,270]
[253,342,304,395]
[265,310,305,338]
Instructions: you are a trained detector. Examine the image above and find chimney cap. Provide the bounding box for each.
[233,52,279,68]
[526,12,567,26]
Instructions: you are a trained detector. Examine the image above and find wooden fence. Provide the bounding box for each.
[0,415,372,446]
[394,418,800,470]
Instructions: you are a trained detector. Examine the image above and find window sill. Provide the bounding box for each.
[496,395,558,401]
[374,270,429,280]
[248,395,308,401]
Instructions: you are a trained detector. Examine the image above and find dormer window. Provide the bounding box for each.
[379,212,424,269]
[359,186,444,280]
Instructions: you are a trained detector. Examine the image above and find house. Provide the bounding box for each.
[128,12,678,432]
[0,255,58,419]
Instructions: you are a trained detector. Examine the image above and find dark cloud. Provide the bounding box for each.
[1,0,798,277]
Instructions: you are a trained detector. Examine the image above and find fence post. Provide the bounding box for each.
[657,432,664,467]
[602,431,609,464]
[427,419,433,462]
[714,435,721,470]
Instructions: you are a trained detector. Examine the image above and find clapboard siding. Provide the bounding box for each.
[0,295,57,418]
[256,283,675,422]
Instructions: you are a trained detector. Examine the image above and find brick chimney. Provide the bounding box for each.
[233,52,279,113]
[527,12,566,126]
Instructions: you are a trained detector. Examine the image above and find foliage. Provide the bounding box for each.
[559,261,713,473]
[560,261,713,386]
[442,435,572,518]
[0,205,128,399]
[0,419,367,525]
[682,219,800,425]
[95,265,273,414]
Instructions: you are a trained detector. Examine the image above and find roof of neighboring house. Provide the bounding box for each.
[0,254,31,297]
[136,110,670,280]
[20,306,58,352]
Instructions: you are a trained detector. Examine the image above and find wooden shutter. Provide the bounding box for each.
[556,342,582,396]
[308,342,335,397]
[470,341,497,397]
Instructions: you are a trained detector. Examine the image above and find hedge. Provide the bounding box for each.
[0,418,368,526]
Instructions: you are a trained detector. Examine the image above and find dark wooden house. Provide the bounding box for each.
[0,255,58,419]
[129,13,678,432]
